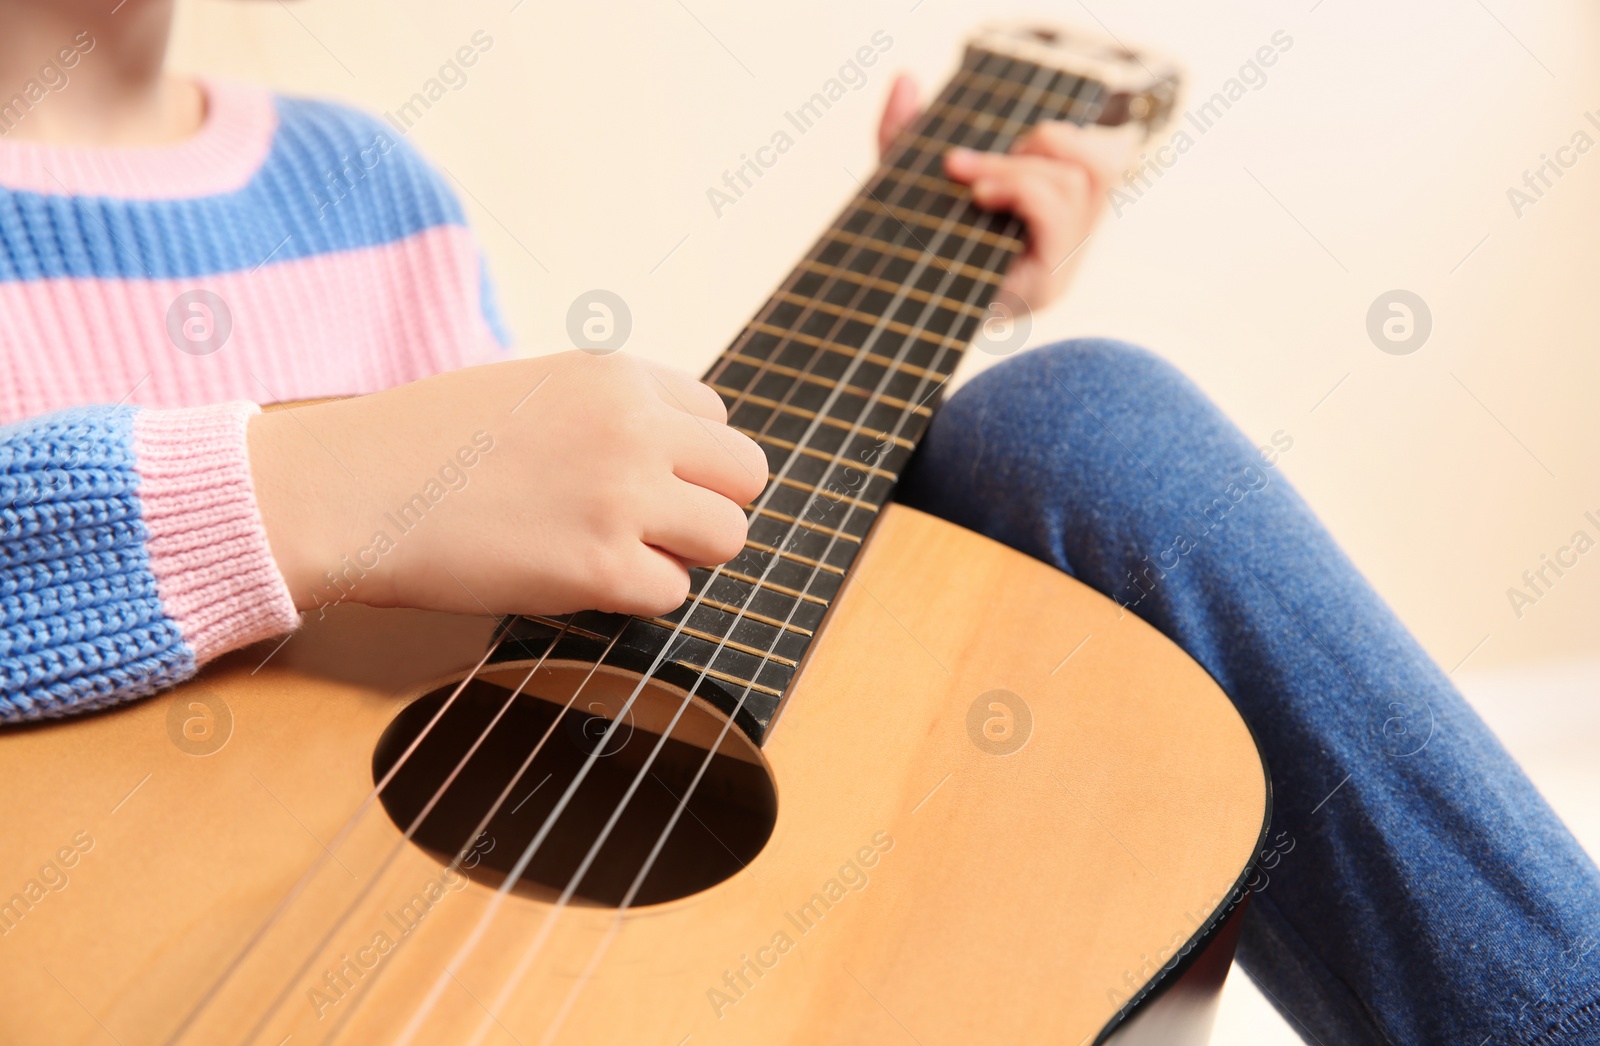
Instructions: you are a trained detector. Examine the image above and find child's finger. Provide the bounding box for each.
[968,165,1077,257]
[958,154,1088,212]
[877,73,922,157]
[1013,120,1141,186]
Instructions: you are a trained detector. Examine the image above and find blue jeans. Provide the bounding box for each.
[895,340,1600,1045]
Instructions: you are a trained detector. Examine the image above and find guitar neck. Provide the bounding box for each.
[505,38,1159,744]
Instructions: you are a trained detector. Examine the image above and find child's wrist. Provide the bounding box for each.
[247,408,332,611]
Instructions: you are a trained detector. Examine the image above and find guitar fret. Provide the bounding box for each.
[746,319,941,388]
[645,619,800,668]
[716,387,870,436]
[876,61,1036,159]
[769,292,969,355]
[822,229,1003,284]
[876,69,1100,179]
[712,385,930,433]
[944,73,1044,119]
[727,353,938,442]
[742,538,848,577]
[728,389,917,450]
[953,67,1099,119]
[517,613,611,643]
[700,576,827,634]
[742,327,940,398]
[727,549,848,604]
[674,661,786,699]
[693,590,816,636]
[761,378,934,422]
[737,420,898,482]
[887,123,1006,163]
[715,567,834,606]
[748,516,867,570]
[790,260,986,320]
[751,304,963,374]
[864,166,971,208]
[956,59,1087,105]
[921,101,1040,139]
[766,473,879,513]
[851,193,1026,253]
[751,504,862,545]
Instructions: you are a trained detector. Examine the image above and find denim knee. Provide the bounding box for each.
[993,337,1194,409]
[898,338,1273,577]
[918,338,1237,490]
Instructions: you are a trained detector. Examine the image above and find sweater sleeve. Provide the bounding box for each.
[0,401,300,722]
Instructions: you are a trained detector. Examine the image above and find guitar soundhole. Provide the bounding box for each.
[372,663,778,908]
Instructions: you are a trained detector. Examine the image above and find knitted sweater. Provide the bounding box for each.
[0,78,508,720]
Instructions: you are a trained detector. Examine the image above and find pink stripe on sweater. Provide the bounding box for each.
[0,79,277,199]
[132,402,300,664]
[0,225,506,422]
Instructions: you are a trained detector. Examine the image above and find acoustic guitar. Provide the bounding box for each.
[0,22,1268,1045]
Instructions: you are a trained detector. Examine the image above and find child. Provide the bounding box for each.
[2,2,1597,1042]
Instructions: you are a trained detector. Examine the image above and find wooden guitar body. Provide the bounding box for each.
[0,504,1266,1044]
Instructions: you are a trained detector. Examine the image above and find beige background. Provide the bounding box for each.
[168,1,1598,1039]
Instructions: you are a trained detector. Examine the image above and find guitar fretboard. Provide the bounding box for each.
[502,45,1109,744]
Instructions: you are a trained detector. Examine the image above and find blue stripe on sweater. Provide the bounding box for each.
[0,407,195,720]
[0,96,467,283]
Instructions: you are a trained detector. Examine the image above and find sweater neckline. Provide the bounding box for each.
[0,77,278,200]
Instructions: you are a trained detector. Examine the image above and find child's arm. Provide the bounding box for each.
[2,352,765,722]
[1,401,299,720]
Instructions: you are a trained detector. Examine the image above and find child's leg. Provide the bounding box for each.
[896,339,1600,1045]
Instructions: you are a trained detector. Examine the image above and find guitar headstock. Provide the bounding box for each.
[964,21,1184,140]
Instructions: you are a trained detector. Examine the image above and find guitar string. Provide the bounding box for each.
[312,626,628,1046]
[451,57,1094,1046]
[280,73,979,1042]
[161,617,536,1045]
[640,45,1076,681]
[397,52,1098,1045]
[187,47,1088,1045]
[699,43,1098,399]
[474,61,1099,1046]
[694,50,1077,478]
[503,127,1063,1046]
[185,123,964,1033]
[385,51,1045,1044]
[232,45,1088,1042]
[667,46,1091,602]
[344,51,1081,1046]
[228,617,582,1046]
